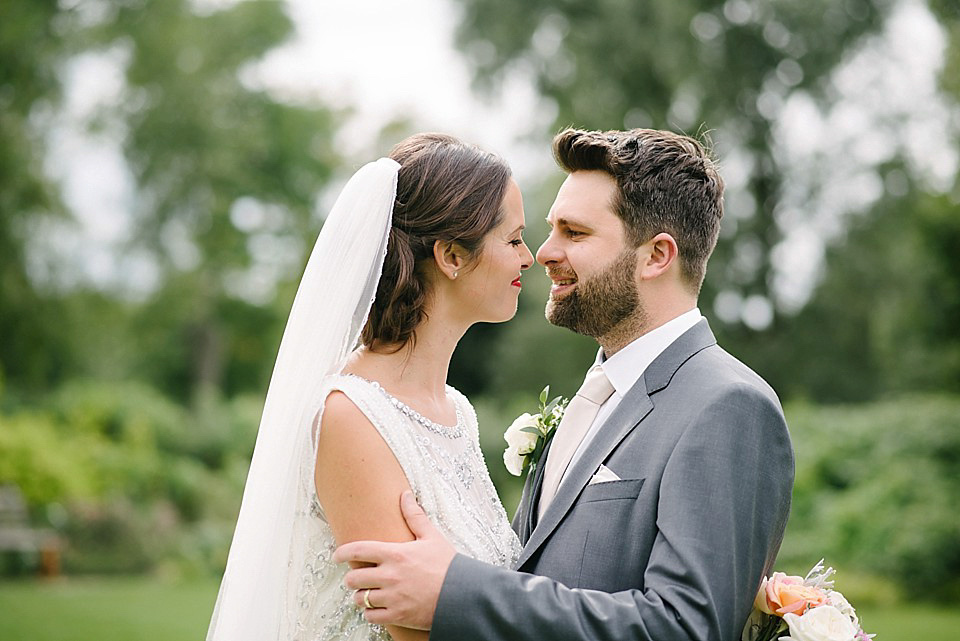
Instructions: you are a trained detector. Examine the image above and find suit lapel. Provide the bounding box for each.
[512,436,553,546]
[516,392,652,567]
[511,472,531,539]
[516,319,717,568]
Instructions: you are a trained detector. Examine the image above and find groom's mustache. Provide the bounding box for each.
[546,268,577,281]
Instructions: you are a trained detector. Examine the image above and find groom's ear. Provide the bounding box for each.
[639,232,679,281]
[433,240,467,280]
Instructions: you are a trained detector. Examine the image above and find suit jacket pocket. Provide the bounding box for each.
[578,478,644,503]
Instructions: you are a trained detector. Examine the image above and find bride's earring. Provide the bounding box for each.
[453,271,458,279]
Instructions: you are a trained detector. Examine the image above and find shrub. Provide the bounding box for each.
[779,395,960,601]
[0,380,260,576]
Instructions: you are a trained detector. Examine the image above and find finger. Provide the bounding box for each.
[342,565,388,590]
[354,587,383,610]
[399,490,435,540]
[364,606,400,626]
[333,540,389,565]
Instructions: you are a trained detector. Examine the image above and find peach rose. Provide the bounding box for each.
[757,572,829,616]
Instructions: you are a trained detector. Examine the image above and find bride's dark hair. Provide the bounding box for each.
[361,133,511,350]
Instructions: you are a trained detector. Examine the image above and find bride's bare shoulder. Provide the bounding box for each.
[318,386,371,434]
[314,381,413,548]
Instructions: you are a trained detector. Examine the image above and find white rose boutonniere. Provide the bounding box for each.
[503,386,568,477]
[503,413,538,476]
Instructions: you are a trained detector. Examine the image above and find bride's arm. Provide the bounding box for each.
[315,390,429,641]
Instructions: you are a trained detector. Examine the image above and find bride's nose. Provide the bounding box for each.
[519,241,534,269]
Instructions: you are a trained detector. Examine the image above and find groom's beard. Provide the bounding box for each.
[545,249,642,339]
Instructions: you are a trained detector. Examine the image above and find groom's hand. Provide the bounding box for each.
[333,490,455,630]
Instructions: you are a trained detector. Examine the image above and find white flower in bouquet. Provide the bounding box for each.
[826,591,858,628]
[503,412,539,476]
[780,605,858,641]
[742,561,873,641]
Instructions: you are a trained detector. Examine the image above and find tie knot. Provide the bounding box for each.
[577,365,615,405]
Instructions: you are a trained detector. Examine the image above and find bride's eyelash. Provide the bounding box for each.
[509,239,523,246]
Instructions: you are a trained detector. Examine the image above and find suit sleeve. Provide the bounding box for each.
[430,383,794,641]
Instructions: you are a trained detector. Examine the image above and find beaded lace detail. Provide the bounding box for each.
[289,374,521,641]
[345,374,466,439]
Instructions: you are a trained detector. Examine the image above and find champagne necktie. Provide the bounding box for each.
[538,365,615,518]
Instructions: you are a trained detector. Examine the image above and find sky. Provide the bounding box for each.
[246,0,552,171]
[39,0,957,322]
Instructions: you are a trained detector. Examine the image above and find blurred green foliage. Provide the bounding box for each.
[757,187,960,401]
[0,380,258,575]
[780,395,960,602]
[451,0,892,324]
[450,0,960,406]
[0,0,73,391]
[0,0,341,404]
[90,0,341,402]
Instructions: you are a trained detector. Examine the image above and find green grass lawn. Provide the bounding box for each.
[856,604,960,639]
[0,577,218,641]
[0,577,957,640]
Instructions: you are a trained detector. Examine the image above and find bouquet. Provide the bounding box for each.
[742,560,874,641]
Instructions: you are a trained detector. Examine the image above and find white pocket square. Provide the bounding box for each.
[588,464,621,485]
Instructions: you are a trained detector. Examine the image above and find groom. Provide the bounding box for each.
[335,128,795,641]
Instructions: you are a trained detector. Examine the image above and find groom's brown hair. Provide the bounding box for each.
[552,128,724,293]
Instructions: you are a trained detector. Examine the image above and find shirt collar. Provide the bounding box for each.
[596,308,703,398]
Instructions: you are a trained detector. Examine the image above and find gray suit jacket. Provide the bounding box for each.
[431,320,794,641]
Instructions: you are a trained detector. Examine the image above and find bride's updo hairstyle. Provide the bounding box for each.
[361,133,511,350]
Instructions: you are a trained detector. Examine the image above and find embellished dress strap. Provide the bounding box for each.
[316,374,462,498]
[444,384,480,439]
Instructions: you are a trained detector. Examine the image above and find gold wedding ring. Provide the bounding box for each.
[363,588,374,609]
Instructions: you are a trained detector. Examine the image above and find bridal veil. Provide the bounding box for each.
[207,158,400,640]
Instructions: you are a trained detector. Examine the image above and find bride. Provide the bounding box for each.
[207,133,531,641]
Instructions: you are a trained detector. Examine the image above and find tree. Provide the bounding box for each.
[746,175,960,402]
[447,0,960,404]
[452,0,894,322]
[930,0,960,100]
[0,0,74,392]
[88,0,343,402]
[752,0,960,402]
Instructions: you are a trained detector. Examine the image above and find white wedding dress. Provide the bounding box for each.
[289,373,521,641]
[206,158,518,641]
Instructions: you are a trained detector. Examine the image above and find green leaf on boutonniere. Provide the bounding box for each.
[543,397,562,417]
[503,385,569,476]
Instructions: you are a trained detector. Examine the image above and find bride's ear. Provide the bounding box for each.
[433,240,466,281]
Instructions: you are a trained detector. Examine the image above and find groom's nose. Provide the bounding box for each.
[536,235,561,266]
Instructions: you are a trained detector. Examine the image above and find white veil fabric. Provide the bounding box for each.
[207,158,400,640]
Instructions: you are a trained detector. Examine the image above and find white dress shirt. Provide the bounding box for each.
[561,308,704,484]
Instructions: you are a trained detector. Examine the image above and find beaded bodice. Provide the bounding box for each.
[290,374,520,641]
